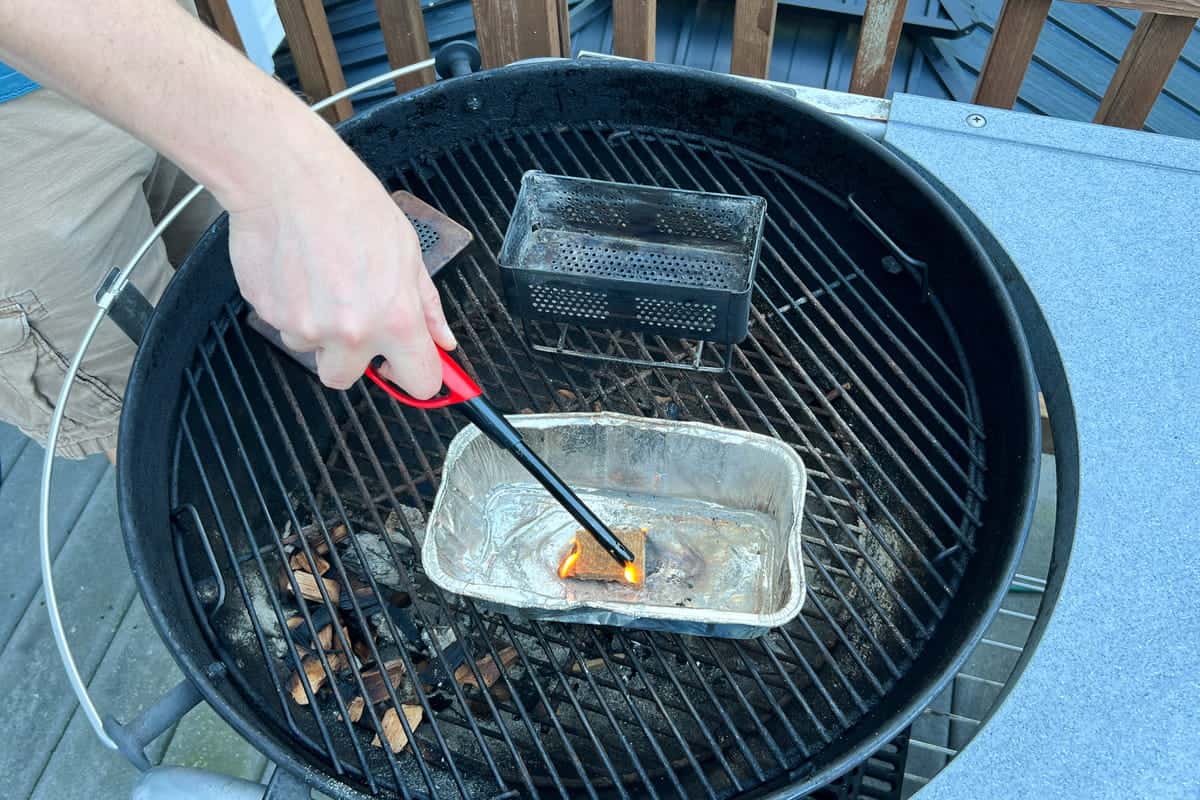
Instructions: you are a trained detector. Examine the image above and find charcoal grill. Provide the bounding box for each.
[50,59,1038,799]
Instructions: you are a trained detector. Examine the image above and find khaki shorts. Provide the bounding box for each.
[0,89,221,458]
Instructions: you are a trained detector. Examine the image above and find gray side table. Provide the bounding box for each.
[884,93,1200,799]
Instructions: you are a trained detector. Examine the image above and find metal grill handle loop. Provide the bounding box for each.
[38,56,437,758]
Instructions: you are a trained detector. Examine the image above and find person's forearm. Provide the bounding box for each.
[0,0,337,211]
[1,1,456,396]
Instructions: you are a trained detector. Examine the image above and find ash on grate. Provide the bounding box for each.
[217,569,293,663]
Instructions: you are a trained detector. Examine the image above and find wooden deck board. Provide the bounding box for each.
[0,469,141,796]
[0,425,264,799]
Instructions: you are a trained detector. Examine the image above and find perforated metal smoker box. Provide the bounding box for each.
[498,171,766,343]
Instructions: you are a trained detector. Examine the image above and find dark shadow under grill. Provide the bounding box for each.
[170,122,985,799]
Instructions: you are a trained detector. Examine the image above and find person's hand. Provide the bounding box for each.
[224,136,456,398]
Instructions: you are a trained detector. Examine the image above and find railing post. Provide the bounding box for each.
[275,0,354,122]
[375,0,436,94]
[1094,12,1196,129]
[613,0,657,61]
[849,0,910,97]
[971,0,1052,108]
[731,0,779,79]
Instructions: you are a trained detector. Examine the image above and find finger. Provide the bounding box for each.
[378,333,442,399]
[417,270,457,351]
[314,344,373,391]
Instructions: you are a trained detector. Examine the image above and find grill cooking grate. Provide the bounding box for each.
[172,123,985,799]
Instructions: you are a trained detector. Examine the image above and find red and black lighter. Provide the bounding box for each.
[245,311,634,568]
[364,351,634,565]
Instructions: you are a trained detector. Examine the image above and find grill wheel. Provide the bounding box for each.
[174,124,984,799]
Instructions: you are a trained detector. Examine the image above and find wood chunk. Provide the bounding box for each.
[371,704,424,753]
[286,615,305,631]
[352,637,373,663]
[288,652,347,705]
[361,659,409,705]
[316,623,352,653]
[565,527,647,584]
[345,695,365,724]
[316,523,350,555]
[289,551,330,576]
[569,657,607,675]
[283,570,341,604]
[454,647,519,689]
[283,521,350,553]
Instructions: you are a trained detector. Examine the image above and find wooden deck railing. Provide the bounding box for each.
[200,0,1196,129]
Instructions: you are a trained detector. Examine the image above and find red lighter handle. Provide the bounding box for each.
[364,349,482,409]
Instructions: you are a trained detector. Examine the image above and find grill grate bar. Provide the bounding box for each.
[451,597,577,797]
[527,621,636,797]
[510,623,808,731]
[582,628,693,799]
[632,632,749,792]
[714,340,935,654]
[778,622,865,720]
[747,636,832,743]
[727,639,809,756]
[740,320,963,579]
[661,635,773,782]
[612,630,722,798]
[557,633,664,798]
[691,637,790,771]
[758,236,981,528]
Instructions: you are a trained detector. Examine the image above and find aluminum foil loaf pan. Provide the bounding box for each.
[423,413,807,638]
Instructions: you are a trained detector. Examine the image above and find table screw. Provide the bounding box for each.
[966,113,987,128]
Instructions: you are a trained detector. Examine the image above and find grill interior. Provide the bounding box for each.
[171,122,985,799]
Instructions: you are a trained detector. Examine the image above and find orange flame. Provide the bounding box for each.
[623,562,640,585]
[558,538,581,579]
